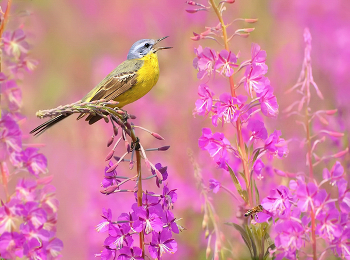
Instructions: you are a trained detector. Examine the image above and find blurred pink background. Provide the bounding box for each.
[3,0,349,259]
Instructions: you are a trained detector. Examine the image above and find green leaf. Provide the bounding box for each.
[227,164,247,203]
[246,225,257,258]
[250,170,254,204]
[245,143,249,156]
[252,148,260,164]
[238,171,247,184]
[225,222,253,257]
[254,180,260,204]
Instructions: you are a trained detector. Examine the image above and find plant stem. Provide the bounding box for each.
[130,129,145,257]
[210,0,252,206]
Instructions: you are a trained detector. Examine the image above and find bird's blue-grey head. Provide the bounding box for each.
[127,36,171,60]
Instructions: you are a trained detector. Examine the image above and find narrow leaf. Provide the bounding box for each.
[227,164,247,203]
[254,180,260,204]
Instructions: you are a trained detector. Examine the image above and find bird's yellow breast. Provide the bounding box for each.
[115,52,159,107]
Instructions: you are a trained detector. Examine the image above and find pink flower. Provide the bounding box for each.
[194,84,215,116]
[212,93,246,126]
[215,50,238,77]
[242,64,268,97]
[264,130,288,158]
[2,29,30,58]
[257,86,279,118]
[193,46,218,79]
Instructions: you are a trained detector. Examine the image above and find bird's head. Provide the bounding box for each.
[127,36,172,60]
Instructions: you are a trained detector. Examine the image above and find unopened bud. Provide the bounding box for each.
[151,132,165,140]
[205,243,211,258]
[113,126,118,136]
[105,150,115,161]
[129,114,136,119]
[333,148,349,158]
[129,161,134,170]
[186,1,206,7]
[205,229,210,239]
[106,163,118,173]
[245,18,258,23]
[103,117,109,123]
[158,146,170,151]
[326,109,337,115]
[125,121,132,130]
[322,130,344,138]
[100,185,119,195]
[107,136,114,147]
[202,214,208,229]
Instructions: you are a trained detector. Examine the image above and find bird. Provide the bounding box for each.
[30,36,171,136]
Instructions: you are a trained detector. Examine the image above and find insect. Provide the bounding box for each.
[244,205,264,219]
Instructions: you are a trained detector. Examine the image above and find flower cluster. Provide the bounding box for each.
[94,110,180,259]
[0,5,62,259]
[96,185,179,260]
[259,162,349,259]
[0,177,62,259]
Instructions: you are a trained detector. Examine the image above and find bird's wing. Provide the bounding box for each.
[81,59,144,103]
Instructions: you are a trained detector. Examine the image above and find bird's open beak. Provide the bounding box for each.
[153,36,172,52]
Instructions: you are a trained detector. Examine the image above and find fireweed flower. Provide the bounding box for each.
[330,228,350,259]
[209,178,221,193]
[0,112,22,160]
[2,29,30,58]
[21,147,48,176]
[96,208,113,233]
[247,119,268,141]
[193,46,218,79]
[261,185,293,218]
[322,161,344,185]
[117,246,143,260]
[296,182,319,212]
[212,93,246,126]
[132,204,164,235]
[215,50,238,77]
[160,185,177,209]
[315,210,342,241]
[148,229,177,259]
[274,219,305,260]
[264,130,288,158]
[104,224,134,250]
[250,43,267,67]
[242,64,268,97]
[198,128,236,169]
[257,85,279,118]
[151,163,168,188]
[194,84,215,116]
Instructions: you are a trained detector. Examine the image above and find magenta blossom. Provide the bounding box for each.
[261,185,293,218]
[242,64,268,97]
[148,229,177,259]
[21,148,48,176]
[257,85,279,118]
[296,182,319,212]
[198,128,235,169]
[209,178,221,193]
[264,130,288,158]
[215,50,238,77]
[251,43,267,66]
[194,84,215,116]
[117,246,143,260]
[247,119,268,141]
[193,46,218,79]
[2,29,30,58]
[212,93,246,126]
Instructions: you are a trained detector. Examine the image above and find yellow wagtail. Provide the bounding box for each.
[30,36,171,136]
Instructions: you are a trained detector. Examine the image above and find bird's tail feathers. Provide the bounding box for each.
[30,114,71,136]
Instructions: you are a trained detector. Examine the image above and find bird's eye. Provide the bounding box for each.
[144,43,150,48]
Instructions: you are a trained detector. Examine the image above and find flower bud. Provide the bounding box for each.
[151,132,165,140]
[105,150,115,161]
[106,163,118,173]
[107,136,114,147]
